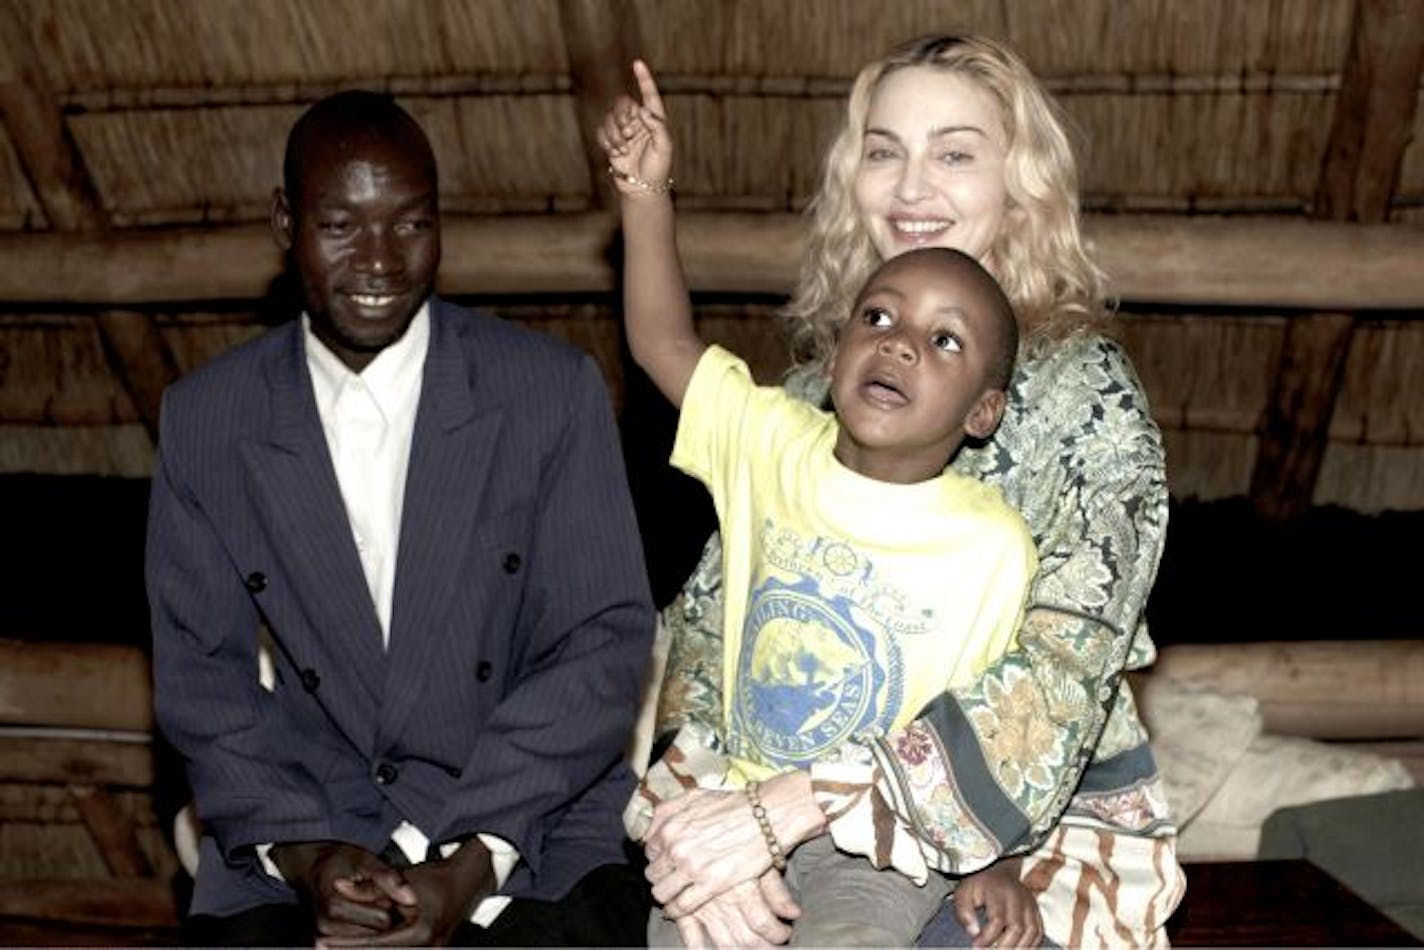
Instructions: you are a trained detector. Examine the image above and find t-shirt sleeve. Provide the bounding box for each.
[670,344,782,510]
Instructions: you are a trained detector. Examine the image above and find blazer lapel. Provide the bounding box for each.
[239,323,387,708]
[379,300,503,746]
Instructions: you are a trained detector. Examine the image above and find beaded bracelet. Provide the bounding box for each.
[608,164,675,195]
[745,780,787,872]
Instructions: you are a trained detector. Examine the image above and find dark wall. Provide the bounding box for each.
[2,474,151,643]
[3,467,1419,649]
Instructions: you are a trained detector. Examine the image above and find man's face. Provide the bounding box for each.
[273,132,440,371]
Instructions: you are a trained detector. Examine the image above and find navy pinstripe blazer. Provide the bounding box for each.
[147,297,654,917]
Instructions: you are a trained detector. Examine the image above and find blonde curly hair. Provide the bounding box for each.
[784,34,1108,372]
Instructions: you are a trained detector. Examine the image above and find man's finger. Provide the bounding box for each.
[321,894,396,931]
[365,866,417,906]
[331,876,390,905]
[321,916,429,948]
[315,917,388,939]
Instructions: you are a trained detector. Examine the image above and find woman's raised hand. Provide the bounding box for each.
[598,59,673,195]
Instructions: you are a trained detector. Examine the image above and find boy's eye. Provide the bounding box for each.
[862,306,893,327]
[317,219,352,236]
[931,331,962,353]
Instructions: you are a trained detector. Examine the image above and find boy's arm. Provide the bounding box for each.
[601,60,705,407]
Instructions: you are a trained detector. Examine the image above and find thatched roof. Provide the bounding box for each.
[3,0,1413,226]
[1,0,1422,514]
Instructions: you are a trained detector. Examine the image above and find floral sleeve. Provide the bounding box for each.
[621,535,730,840]
[807,335,1174,878]
[653,532,727,743]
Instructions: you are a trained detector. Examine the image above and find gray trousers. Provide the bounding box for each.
[649,833,952,947]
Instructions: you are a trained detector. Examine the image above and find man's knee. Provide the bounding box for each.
[183,903,311,947]
[471,862,652,947]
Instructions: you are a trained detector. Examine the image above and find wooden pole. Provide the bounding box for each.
[1248,312,1357,514]
[68,785,155,878]
[0,1,178,441]
[1250,0,1424,521]
[1314,0,1424,223]
[557,0,644,208]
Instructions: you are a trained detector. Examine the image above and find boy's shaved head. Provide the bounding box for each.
[864,247,1018,390]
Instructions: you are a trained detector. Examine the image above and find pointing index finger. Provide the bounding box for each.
[632,59,667,121]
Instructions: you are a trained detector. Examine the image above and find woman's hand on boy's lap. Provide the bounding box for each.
[644,770,826,918]
[673,870,800,947]
[598,59,673,195]
[643,786,771,915]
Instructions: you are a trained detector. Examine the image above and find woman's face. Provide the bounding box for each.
[852,66,1010,267]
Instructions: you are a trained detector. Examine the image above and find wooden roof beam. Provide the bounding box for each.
[0,14,104,231]
[1,213,1423,309]
[557,0,644,208]
[0,2,177,443]
[53,71,1370,114]
[1250,0,1424,522]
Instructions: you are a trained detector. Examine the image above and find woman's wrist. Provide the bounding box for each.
[760,770,828,850]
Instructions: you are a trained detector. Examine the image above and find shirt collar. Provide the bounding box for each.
[303,301,431,422]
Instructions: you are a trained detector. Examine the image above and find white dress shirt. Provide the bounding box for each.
[259,304,514,926]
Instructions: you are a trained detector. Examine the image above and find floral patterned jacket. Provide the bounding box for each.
[640,332,1176,880]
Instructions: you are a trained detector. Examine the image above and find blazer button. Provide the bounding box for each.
[245,571,268,593]
[501,552,521,574]
[300,668,321,693]
[475,661,493,682]
[374,763,398,786]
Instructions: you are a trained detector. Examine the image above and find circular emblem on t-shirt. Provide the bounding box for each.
[733,577,900,768]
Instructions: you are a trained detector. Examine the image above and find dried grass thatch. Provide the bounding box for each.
[0,0,1420,514]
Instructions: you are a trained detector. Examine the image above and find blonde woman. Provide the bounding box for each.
[636,34,1186,948]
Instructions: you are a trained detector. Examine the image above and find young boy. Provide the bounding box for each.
[604,64,1040,947]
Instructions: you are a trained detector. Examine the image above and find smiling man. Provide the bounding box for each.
[147,91,654,947]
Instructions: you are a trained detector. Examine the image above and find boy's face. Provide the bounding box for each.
[273,131,440,372]
[828,253,1006,484]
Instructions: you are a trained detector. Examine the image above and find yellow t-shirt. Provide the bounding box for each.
[672,346,1037,781]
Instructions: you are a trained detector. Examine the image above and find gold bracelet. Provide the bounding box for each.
[745,780,787,872]
[608,164,674,195]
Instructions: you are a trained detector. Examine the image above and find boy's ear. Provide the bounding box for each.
[964,388,1007,439]
[270,187,294,251]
